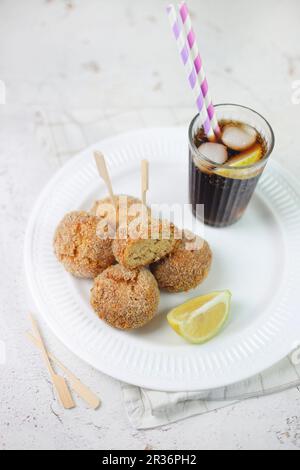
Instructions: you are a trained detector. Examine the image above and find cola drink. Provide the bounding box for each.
[189,104,275,228]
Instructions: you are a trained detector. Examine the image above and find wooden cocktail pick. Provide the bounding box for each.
[29,314,75,410]
[26,332,101,410]
[141,159,149,206]
[94,151,116,208]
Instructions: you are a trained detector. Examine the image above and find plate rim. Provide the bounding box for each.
[24,127,300,391]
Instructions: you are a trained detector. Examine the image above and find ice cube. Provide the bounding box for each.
[198,142,228,165]
[222,124,257,151]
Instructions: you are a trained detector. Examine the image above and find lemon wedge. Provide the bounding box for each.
[216,143,263,179]
[227,143,263,167]
[167,290,232,344]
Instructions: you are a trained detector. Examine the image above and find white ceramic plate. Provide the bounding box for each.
[25,128,300,391]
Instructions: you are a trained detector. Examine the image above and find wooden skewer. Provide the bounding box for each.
[94,151,116,208]
[29,315,75,410]
[141,159,149,206]
[26,332,101,410]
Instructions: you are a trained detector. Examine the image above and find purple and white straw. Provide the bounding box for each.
[179,1,220,137]
[167,4,216,141]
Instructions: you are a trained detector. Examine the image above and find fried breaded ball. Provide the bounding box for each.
[150,234,212,292]
[91,264,160,329]
[112,219,180,270]
[54,211,115,278]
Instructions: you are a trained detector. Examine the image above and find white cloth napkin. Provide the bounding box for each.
[122,354,300,429]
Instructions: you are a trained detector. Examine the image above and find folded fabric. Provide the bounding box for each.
[122,355,300,429]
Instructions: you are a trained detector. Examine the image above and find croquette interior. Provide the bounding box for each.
[123,238,178,269]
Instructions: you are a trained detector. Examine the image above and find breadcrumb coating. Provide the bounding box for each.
[53,211,115,278]
[150,235,212,292]
[91,264,160,329]
[90,194,148,230]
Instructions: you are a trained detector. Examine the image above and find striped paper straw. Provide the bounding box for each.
[167,4,216,141]
[179,2,220,136]
[179,1,220,137]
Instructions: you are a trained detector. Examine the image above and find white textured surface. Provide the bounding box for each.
[1,0,300,450]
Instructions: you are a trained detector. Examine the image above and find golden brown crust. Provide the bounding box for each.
[112,220,181,270]
[150,236,213,292]
[53,211,115,278]
[90,265,160,329]
[90,194,149,228]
